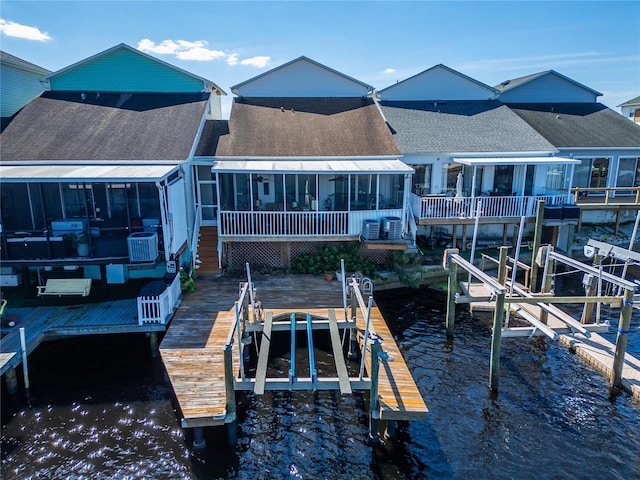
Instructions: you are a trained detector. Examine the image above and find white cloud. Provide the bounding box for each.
[137,39,268,67]
[382,68,396,74]
[240,56,271,68]
[0,18,51,41]
[137,38,223,61]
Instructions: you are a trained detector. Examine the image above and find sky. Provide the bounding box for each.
[1,1,639,119]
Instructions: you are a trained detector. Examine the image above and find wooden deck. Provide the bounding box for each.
[0,299,158,376]
[160,274,428,428]
[460,282,640,399]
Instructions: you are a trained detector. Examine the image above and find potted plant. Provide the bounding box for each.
[324,271,334,281]
[74,232,90,257]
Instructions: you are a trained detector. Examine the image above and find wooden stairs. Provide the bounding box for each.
[195,226,222,275]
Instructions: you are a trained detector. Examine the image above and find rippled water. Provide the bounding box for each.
[2,286,639,479]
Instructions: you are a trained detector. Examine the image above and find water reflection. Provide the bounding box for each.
[2,287,639,479]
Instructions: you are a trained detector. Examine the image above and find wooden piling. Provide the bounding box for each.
[581,253,602,324]
[223,345,237,446]
[149,332,159,358]
[610,288,634,389]
[445,249,459,337]
[489,248,508,391]
[193,427,206,450]
[368,339,382,444]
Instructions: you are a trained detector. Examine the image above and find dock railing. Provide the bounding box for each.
[137,273,182,325]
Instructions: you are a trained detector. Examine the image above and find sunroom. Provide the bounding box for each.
[212,159,413,239]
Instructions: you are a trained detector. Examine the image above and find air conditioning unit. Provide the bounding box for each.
[361,219,380,240]
[381,216,402,240]
[127,232,158,262]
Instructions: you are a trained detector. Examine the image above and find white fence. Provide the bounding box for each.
[410,194,567,221]
[137,273,182,325]
[219,209,403,238]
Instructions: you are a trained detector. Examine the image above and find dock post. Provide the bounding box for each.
[529,200,545,291]
[223,345,238,447]
[610,288,634,389]
[192,427,206,450]
[445,248,459,337]
[497,246,508,285]
[581,252,602,324]
[368,338,382,445]
[19,327,30,396]
[149,332,159,358]
[489,290,506,392]
[539,246,554,324]
[5,367,18,395]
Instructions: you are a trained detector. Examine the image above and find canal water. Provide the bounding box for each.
[2,286,639,479]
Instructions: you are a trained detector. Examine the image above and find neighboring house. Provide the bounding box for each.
[499,71,640,226]
[0,44,225,287]
[194,56,412,270]
[377,65,579,246]
[618,96,640,124]
[0,51,51,130]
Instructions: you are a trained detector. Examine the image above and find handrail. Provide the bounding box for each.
[190,205,202,271]
[572,186,640,205]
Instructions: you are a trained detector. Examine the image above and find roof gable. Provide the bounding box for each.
[377,64,499,101]
[1,51,51,75]
[496,70,601,103]
[45,43,225,94]
[231,56,372,97]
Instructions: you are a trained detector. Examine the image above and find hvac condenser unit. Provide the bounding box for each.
[381,216,402,240]
[361,219,380,240]
[127,232,158,263]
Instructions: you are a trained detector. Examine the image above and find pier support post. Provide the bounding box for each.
[489,290,506,392]
[149,332,159,358]
[445,249,459,337]
[5,367,18,395]
[348,285,358,359]
[192,427,206,450]
[610,288,634,389]
[539,246,554,325]
[223,346,238,447]
[368,339,382,445]
[581,253,602,324]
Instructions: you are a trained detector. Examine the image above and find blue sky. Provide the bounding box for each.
[1,1,639,118]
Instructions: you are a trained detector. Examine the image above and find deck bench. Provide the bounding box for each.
[37,278,92,297]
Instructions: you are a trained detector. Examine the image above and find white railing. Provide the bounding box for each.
[219,209,404,238]
[411,193,567,221]
[137,273,182,325]
[190,205,202,271]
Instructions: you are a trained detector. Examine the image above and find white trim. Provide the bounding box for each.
[453,157,580,166]
[211,159,413,174]
[0,164,181,182]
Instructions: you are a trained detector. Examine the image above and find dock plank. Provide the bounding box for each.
[254,312,273,396]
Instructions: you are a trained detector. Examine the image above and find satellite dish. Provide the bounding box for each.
[583,245,595,259]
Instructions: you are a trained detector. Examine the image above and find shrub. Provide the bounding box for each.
[292,243,376,276]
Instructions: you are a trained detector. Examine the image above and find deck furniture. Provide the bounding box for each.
[37,278,92,297]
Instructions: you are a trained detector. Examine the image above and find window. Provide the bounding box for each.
[493,165,514,195]
[545,165,565,191]
[412,165,432,195]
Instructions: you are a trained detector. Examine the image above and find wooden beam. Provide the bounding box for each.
[503,295,622,306]
[328,309,352,395]
[245,319,356,333]
[254,312,273,396]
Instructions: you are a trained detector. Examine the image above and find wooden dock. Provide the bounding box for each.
[159,274,428,429]
[0,299,159,376]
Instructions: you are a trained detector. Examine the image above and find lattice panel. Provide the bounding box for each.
[226,242,285,271]
[360,245,391,267]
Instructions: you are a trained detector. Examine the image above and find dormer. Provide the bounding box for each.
[377,64,499,101]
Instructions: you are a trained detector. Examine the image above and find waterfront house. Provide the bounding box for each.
[498,71,640,228]
[194,57,413,270]
[618,96,640,125]
[0,44,225,289]
[376,65,579,249]
[0,51,51,129]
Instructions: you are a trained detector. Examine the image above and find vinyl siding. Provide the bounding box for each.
[49,48,204,93]
[1,64,46,117]
[499,75,598,103]
[235,61,369,97]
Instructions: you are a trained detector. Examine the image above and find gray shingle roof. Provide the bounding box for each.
[1,91,209,161]
[195,120,229,156]
[215,97,400,157]
[508,103,640,148]
[618,96,640,107]
[379,100,556,154]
